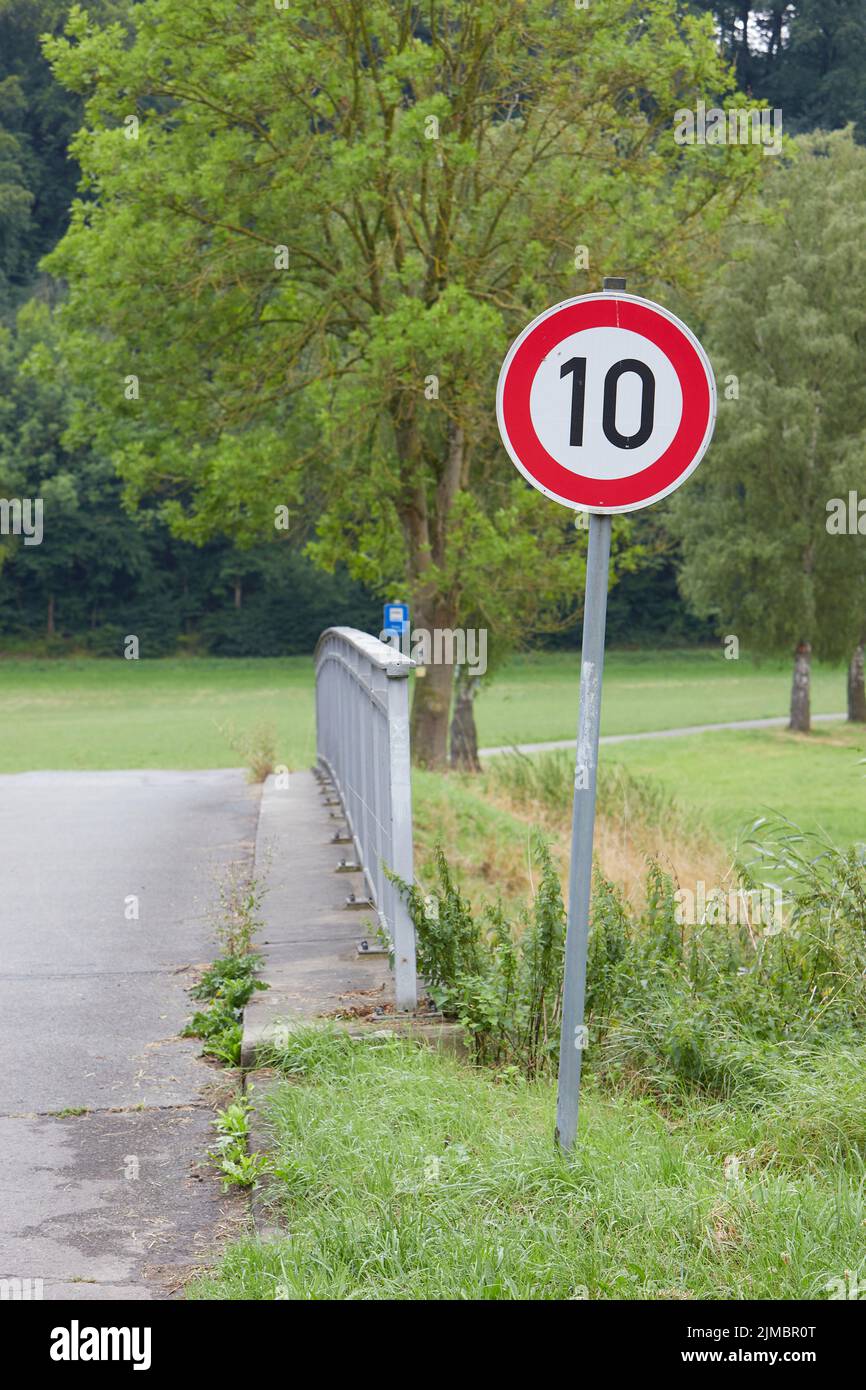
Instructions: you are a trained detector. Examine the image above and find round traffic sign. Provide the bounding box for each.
[496,292,716,513]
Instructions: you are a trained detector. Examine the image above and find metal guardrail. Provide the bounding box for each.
[314,626,418,1011]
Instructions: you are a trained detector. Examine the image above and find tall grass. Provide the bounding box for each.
[396,835,565,1073]
[189,1027,866,1301]
[485,749,694,837]
[399,817,866,1106]
[481,749,726,905]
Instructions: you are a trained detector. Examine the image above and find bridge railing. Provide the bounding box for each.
[314,626,417,1011]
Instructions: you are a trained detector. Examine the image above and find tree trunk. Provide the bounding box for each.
[400,420,467,769]
[848,641,866,722]
[233,579,242,610]
[450,668,481,772]
[410,655,453,769]
[46,593,55,636]
[789,641,811,733]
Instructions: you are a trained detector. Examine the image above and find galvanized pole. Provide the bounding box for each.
[555,276,623,1152]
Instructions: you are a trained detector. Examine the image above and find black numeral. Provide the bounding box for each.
[561,356,656,450]
[602,359,655,449]
[560,356,587,446]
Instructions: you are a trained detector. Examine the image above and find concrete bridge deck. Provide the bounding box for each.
[0,765,389,1300]
[240,769,394,1062]
[0,769,259,1299]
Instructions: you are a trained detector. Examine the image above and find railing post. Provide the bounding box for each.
[386,665,417,1011]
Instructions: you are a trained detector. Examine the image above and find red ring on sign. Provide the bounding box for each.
[501,299,711,509]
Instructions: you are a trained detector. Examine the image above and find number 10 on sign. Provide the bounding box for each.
[496,281,716,1149]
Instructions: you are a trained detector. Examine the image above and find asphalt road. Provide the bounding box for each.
[0,770,260,1300]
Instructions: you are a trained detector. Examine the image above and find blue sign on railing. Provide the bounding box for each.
[382,602,409,637]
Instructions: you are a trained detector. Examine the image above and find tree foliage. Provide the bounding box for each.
[0,298,375,651]
[43,0,762,761]
[669,129,866,726]
[0,0,135,303]
[691,2,866,140]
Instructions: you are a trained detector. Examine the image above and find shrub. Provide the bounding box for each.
[397,835,565,1074]
[398,817,866,1094]
[217,721,278,783]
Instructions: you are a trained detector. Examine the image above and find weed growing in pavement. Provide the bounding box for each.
[210,1096,270,1190]
[183,868,268,1066]
[217,720,278,783]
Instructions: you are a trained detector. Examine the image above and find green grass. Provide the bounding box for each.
[2,646,860,849]
[602,721,866,851]
[476,648,848,748]
[0,647,849,773]
[189,1028,866,1301]
[0,656,316,771]
[412,765,535,902]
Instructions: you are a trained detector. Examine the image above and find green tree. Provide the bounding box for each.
[0,299,378,651]
[45,0,761,765]
[0,77,33,304]
[770,0,866,140]
[670,129,866,731]
[691,2,866,140]
[689,3,791,95]
[0,0,134,300]
[0,298,153,635]
[440,500,645,769]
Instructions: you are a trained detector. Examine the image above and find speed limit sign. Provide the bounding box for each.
[496,291,716,513]
[500,282,717,1153]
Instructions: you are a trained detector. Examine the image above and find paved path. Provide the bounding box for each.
[0,769,260,1300]
[241,770,393,1064]
[479,712,847,758]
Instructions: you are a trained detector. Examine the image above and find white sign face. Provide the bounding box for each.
[496,293,716,514]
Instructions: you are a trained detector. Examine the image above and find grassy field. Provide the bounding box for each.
[412,752,729,915]
[478,648,847,747]
[2,639,849,845]
[0,656,317,771]
[603,721,866,852]
[0,647,849,764]
[0,647,860,850]
[191,1028,866,1301]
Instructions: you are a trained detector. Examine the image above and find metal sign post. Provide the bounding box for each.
[495,276,716,1151]
[555,276,618,1151]
[555,503,611,1150]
